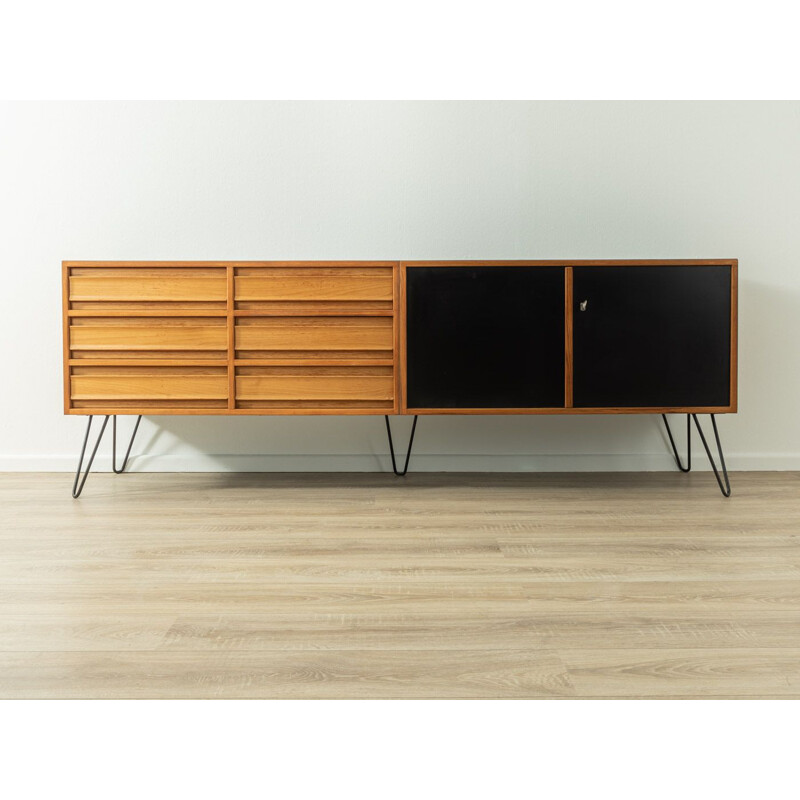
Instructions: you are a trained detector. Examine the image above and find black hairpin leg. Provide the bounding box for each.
[72,415,110,498]
[662,413,691,472]
[384,415,418,476]
[72,414,142,497]
[112,415,142,473]
[691,413,732,497]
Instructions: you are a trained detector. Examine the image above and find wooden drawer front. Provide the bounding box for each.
[69,317,227,359]
[70,366,228,410]
[235,317,393,359]
[62,262,400,414]
[236,266,392,305]
[68,267,227,311]
[236,366,394,410]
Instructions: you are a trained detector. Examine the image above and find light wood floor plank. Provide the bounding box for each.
[0,650,572,699]
[1,471,799,698]
[560,648,800,698]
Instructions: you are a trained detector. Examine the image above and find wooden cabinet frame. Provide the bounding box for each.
[62,258,738,497]
[63,261,402,416]
[399,260,737,415]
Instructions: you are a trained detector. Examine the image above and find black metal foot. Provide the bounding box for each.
[72,414,142,497]
[112,415,142,473]
[384,415,418,476]
[662,413,691,472]
[663,412,731,496]
[691,413,732,497]
[72,415,110,498]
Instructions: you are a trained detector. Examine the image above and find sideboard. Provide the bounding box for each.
[63,260,737,496]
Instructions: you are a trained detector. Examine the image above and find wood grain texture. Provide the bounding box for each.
[227,266,235,410]
[235,303,392,316]
[63,262,399,268]
[400,260,738,267]
[63,262,400,416]
[403,406,737,415]
[1,471,799,698]
[393,263,401,414]
[63,260,733,417]
[235,318,393,352]
[399,262,408,414]
[71,373,228,401]
[235,374,393,401]
[69,271,226,302]
[69,317,228,352]
[62,261,71,413]
[235,274,392,301]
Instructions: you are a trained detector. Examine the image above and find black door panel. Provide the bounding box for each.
[572,266,731,408]
[406,266,565,408]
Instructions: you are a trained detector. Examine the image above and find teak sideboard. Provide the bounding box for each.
[62,260,738,496]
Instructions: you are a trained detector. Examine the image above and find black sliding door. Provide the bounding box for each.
[405,266,565,408]
[572,266,732,408]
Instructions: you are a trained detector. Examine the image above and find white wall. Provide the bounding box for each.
[1,101,798,472]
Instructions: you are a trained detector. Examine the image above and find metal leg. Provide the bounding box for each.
[112,415,142,474]
[384,415,418,476]
[691,414,732,497]
[662,413,691,472]
[72,415,110,499]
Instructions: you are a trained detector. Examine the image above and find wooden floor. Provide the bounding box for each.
[1,471,799,699]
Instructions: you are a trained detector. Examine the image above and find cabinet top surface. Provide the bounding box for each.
[63,259,738,268]
[402,259,737,267]
[62,261,399,267]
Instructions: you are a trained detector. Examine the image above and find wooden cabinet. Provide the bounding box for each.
[401,261,737,415]
[63,260,737,417]
[63,259,738,496]
[62,262,399,415]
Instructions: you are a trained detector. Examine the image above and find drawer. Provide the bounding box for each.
[69,317,227,358]
[235,267,393,302]
[235,366,394,409]
[235,317,393,356]
[70,366,228,409]
[68,267,227,311]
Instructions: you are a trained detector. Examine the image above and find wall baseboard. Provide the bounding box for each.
[1,453,799,472]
